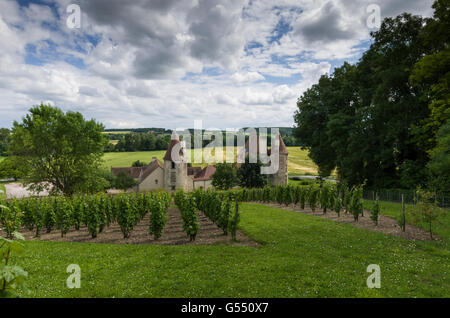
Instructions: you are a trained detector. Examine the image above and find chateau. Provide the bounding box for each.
[111,132,288,192]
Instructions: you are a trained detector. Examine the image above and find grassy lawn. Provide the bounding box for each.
[103,147,319,175]
[14,203,449,298]
[363,200,450,251]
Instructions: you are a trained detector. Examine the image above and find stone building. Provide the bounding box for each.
[111,131,288,191]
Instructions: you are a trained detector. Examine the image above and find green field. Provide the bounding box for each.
[14,203,449,297]
[103,147,320,175]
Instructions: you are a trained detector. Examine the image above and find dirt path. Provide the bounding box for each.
[4,183,49,199]
[261,202,435,241]
[17,207,258,246]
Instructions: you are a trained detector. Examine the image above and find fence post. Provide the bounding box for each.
[401,194,406,232]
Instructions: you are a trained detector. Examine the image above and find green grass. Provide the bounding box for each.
[363,199,450,251]
[13,203,450,298]
[103,147,320,175]
[103,151,167,168]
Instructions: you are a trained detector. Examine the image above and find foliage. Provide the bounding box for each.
[175,190,199,241]
[148,193,169,240]
[132,160,147,167]
[0,231,28,298]
[319,184,330,214]
[237,159,267,189]
[293,12,437,189]
[211,163,237,190]
[410,188,447,239]
[0,128,10,157]
[427,120,450,191]
[0,201,22,238]
[308,186,319,212]
[114,171,138,191]
[0,156,27,181]
[349,186,364,222]
[229,200,240,241]
[370,197,380,226]
[8,104,108,196]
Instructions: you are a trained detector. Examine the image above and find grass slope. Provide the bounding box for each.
[15,203,449,298]
[103,147,320,175]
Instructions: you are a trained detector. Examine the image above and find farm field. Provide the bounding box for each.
[103,147,321,175]
[14,203,449,298]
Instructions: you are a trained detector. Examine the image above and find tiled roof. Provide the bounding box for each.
[193,165,216,181]
[187,166,202,176]
[111,167,145,179]
[110,158,163,183]
[140,159,163,181]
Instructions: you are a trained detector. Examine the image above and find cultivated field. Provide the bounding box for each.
[14,203,449,297]
[103,147,321,175]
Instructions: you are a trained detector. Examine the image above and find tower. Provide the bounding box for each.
[163,132,188,191]
[270,134,289,186]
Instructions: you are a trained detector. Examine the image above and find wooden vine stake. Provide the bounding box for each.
[401,194,406,232]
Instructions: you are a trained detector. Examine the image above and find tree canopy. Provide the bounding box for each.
[294,2,449,191]
[9,104,108,196]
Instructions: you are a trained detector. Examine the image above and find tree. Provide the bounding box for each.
[0,128,10,156]
[427,120,450,190]
[212,163,237,190]
[8,104,108,196]
[237,160,267,188]
[132,160,147,167]
[294,13,431,189]
[114,171,137,191]
[410,0,450,155]
[0,156,27,180]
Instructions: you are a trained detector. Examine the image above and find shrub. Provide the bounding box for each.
[370,197,380,225]
[228,200,240,241]
[149,198,168,240]
[319,184,330,214]
[1,201,22,239]
[0,231,28,297]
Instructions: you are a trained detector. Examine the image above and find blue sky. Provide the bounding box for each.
[0,0,434,129]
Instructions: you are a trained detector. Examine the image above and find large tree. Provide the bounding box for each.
[0,128,10,156]
[9,104,108,196]
[212,163,237,190]
[237,160,267,189]
[294,12,432,189]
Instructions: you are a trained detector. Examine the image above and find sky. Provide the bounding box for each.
[0,0,435,130]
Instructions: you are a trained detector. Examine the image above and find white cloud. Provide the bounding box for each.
[0,0,436,129]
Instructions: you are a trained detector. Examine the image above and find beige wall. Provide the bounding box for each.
[193,180,213,190]
[139,167,164,191]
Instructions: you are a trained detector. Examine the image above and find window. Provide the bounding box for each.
[171,186,176,191]
[155,179,158,185]
[171,162,175,169]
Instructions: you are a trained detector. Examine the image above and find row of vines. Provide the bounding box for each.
[0,192,171,240]
[222,184,378,224]
[174,189,240,241]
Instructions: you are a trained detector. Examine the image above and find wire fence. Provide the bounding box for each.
[363,189,450,209]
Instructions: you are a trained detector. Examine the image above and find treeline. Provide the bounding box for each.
[0,128,9,156]
[105,127,301,153]
[105,132,172,152]
[294,1,449,191]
